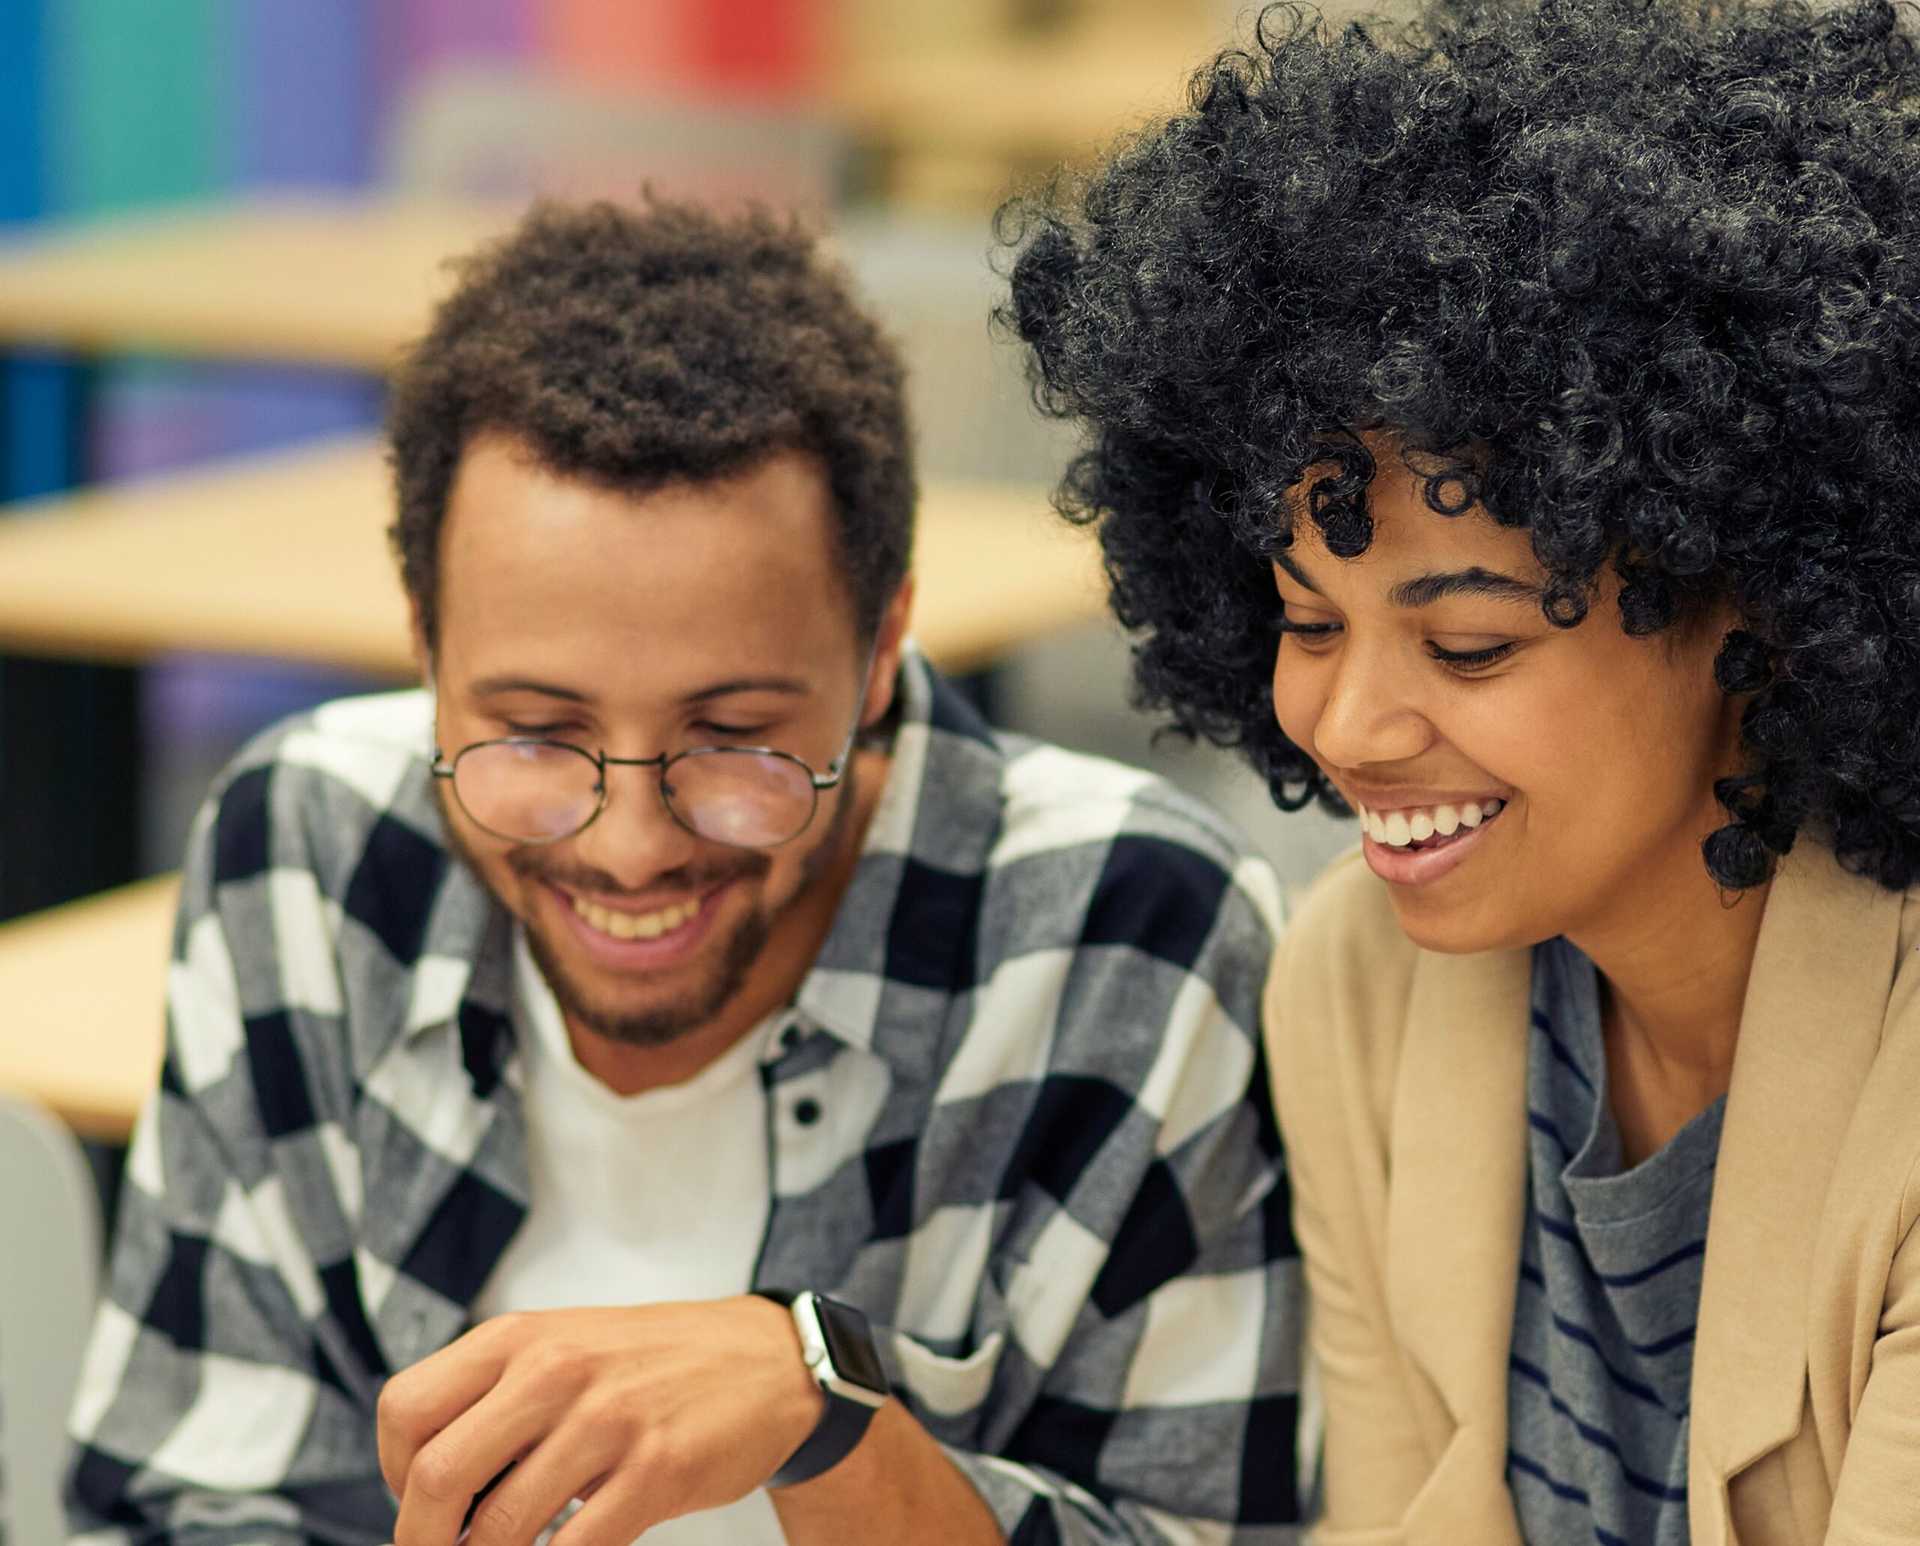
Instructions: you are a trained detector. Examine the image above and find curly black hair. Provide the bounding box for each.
[389,196,916,648]
[1003,0,1920,891]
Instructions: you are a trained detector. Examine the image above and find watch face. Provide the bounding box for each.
[815,1296,888,1394]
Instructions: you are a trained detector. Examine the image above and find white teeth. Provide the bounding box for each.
[1362,798,1505,846]
[571,895,702,940]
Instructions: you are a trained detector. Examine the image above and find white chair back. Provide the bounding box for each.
[0,1095,102,1546]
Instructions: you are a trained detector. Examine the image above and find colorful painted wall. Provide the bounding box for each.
[3,0,828,480]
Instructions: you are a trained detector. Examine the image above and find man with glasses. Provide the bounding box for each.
[66,200,1301,1545]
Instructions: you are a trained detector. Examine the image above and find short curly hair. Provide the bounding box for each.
[389,197,916,649]
[1003,0,1920,891]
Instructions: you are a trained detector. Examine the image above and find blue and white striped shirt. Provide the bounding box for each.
[1507,938,1725,1546]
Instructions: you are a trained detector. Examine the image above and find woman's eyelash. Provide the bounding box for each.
[1426,641,1517,670]
[1277,611,1516,672]
[505,722,578,738]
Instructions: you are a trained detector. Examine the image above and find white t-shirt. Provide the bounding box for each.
[471,931,786,1544]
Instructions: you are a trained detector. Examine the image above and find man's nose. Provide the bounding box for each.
[571,762,704,890]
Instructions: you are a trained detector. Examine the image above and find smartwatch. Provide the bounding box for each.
[756,1289,890,1486]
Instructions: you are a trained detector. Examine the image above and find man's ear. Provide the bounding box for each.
[861,577,915,728]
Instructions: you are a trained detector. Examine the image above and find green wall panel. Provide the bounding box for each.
[45,0,234,215]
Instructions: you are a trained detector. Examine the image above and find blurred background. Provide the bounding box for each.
[0,0,1348,906]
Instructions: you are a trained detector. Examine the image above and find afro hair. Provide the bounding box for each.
[389,197,916,649]
[1003,0,1920,891]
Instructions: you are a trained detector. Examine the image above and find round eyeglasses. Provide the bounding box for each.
[430,659,877,851]
[431,740,849,850]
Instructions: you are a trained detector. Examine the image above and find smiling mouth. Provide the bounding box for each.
[1357,798,1507,851]
[566,891,706,941]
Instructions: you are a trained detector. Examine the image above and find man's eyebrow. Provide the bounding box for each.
[1389,568,1540,609]
[683,677,810,704]
[468,675,812,704]
[469,676,590,702]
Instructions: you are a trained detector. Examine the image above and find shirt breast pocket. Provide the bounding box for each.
[888,1328,1008,1437]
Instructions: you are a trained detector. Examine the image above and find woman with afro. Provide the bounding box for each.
[1005,0,1920,1539]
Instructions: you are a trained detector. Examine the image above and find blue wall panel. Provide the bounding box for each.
[0,0,46,224]
[235,0,377,189]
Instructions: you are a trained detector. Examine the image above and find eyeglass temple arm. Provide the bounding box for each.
[816,636,890,786]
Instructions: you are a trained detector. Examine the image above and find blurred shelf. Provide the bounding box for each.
[0,433,1108,679]
[835,21,1216,207]
[0,196,518,371]
[0,873,178,1142]
[842,38,1194,159]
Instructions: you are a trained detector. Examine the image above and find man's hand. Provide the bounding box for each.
[376,1296,825,1546]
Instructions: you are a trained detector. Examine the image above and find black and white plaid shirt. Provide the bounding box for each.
[66,651,1303,1545]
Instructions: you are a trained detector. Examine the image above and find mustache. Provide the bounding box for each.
[506,847,769,897]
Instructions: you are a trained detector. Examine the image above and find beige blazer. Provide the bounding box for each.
[1266,841,1920,1545]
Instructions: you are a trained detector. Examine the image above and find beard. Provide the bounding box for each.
[438,759,860,1050]
[520,882,769,1049]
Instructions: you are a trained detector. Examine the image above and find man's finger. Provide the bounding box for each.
[377,1319,521,1496]
[544,1466,655,1546]
[457,1424,619,1546]
[391,1380,560,1546]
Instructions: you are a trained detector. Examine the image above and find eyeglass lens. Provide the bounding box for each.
[450,742,820,848]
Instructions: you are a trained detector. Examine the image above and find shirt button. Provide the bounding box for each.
[793,1097,823,1127]
[780,1024,803,1054]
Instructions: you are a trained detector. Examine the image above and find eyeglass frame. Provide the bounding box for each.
[428,645,882,851]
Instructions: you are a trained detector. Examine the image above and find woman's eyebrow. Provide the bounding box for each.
[1273,549,1323,595]
[1275,549,1538,609]
[1389,568,1540,608]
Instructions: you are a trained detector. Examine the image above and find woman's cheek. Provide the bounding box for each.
[1270,663,1322,752]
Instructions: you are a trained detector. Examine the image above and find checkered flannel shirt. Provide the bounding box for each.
[65,650,1303,1545]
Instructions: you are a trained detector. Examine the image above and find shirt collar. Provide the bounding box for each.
[792,645,1005,1066]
